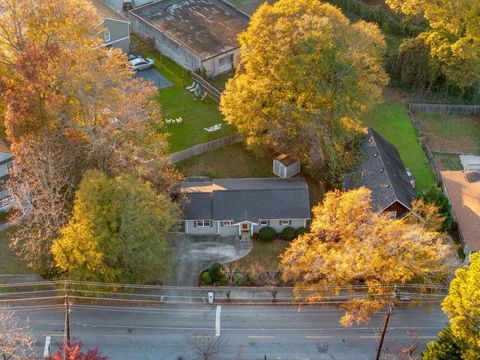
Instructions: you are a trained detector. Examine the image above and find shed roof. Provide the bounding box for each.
[131,0,249,60]
[441,171,480,252]
[344,128,416,212]
[181,178,311,222]
[90,0,129,22]
[275,154,298,167]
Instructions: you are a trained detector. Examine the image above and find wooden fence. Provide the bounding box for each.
[169,134,241,163]
[191,72,221,102]
[409,103,480,115]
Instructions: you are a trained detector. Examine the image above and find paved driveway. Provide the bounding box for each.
[169,234,252,287]
[134,68,172,89]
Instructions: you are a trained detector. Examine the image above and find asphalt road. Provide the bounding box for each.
[16,303,447,360]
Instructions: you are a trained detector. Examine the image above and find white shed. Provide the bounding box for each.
[273,154,300,179]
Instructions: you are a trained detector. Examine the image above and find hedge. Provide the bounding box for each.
[258,226,277,241]
[281,227,296,241]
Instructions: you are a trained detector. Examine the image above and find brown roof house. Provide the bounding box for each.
[441,171,480,261]
[130,0,249,76]
[344,128,417,219]
[90,0,131,52]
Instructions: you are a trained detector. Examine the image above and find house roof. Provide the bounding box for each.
[441,171,480,252]
[90,0,129,22]
[181,178,311,223]
[275,154,298,167]
[344,128,416,212]
[130,0,249,60]
[0,138,11,156]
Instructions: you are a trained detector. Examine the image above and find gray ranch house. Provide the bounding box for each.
[130,0,249,76]
[91,0,131,52]
[180,178,311,236]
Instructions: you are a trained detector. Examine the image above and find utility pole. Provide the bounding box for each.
[63,282,71,360]
[375,285,398,360]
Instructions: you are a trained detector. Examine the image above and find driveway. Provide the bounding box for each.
[134,68,172,89]
[168,234,252,287]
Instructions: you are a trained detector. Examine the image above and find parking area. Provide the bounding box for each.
[134,68,172,89]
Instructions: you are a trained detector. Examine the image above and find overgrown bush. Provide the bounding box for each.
[219,274,228,285]
[233,273,246,285]
[208,262,223,283]
[457,247,466,262]
[280,227,296,241]
[201,271,212,285]
[0,210,9,221]
[295,227,308,237]
[422,186,453,232]
[258,226,277,241]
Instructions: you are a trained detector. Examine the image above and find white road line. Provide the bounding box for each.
[43,336,51,359]
[215,305,221,337]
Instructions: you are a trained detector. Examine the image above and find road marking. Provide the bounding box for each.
[192,335,216,339]
[42,334,64,337]
[215,305,221,337]
[359,335,381,339]
[43,336,51,358]
[248,336,275,339]
[412,336,437,339]
[305,335,333,339]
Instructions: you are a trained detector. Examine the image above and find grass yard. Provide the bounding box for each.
[362,101,435,194]
[417,113,480,155]
[143,51,235,153]
[433,152,463,171]
[177,142,324,205]
[0,227,30,274]
[233,239,289,270]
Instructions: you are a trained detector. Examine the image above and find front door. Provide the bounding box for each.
[241,223,249,232]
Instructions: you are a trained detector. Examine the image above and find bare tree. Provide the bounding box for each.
[187,335,227,360]
[0,307,35,360]
[248,263,282,301]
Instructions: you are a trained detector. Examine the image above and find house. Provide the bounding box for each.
[0,139,14,212]
[344,128,416,219]
[273,154,301,179]
[130,0,249,76]
[441,171,480,261]
[180,178,311,236]
[90,0,130,52]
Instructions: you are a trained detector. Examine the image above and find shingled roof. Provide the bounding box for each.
[130,0,249,60]
[344,128,416,212]
[180,178,311,223]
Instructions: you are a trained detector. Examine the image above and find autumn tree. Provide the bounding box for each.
[410,198,446,233]
[438,253,480,359]
[220,0,389,184]
[0,307,35,360]
[51,170,180,283]
[422,325,464,360]
[279,188,456,326]
[386,0,480,89]
[52,341,109,360]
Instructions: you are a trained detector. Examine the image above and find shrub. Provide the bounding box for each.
[233,273,246,285]
[295,227,308,237]
[208,262,223,282]
[201,271,212,285]
[258,226,277,241]
[0,210,9,221]
[280,227,296,241]
[219,274,228,285]
[457,247,466,262]
[422,186,453,232]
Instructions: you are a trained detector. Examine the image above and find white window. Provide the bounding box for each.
[218,54,233,71]
[195,220,211,227]
[222,220,233,226]
[258,219,270,225]
[104,31,111,43]
[279,219,291,226]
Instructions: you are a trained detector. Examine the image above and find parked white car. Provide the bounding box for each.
[129,57,154,71]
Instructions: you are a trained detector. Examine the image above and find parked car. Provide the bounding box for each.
[127,54,139,61]
[405,168,416,188]
[129,57,154,71]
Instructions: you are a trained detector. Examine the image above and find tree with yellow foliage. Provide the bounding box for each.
[280,188,456,326]
[386,0,480,89]
[220,0,389,185]
[51,170,180,283]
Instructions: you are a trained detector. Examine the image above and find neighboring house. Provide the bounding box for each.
[273,154,301,179]
[0,139,14,212]
[441,170,480,261]
[180,178,311,236]
[130,0,249,76]
[344,128,417,219]
[90,0,130,52]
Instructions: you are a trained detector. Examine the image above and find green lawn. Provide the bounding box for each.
[362,101,435,194]
[143,51,235,153]
[433,152,463,171]
[234,238,289,270]
[0,227,30,274]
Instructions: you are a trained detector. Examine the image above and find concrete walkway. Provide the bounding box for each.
[168,233,252,287]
